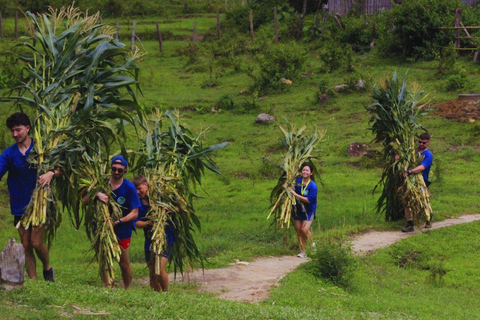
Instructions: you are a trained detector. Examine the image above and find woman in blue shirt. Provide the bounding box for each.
[288,163,317,258]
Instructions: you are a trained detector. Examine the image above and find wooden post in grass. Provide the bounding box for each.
[322,3,327,33]
[193,21,197,47]
[297,0,307,39]
[454,8,462,50]
[156,23,163,52]
[15,11,18,39]
[313,11,320,39]
[249,9,254,41]
[115,21,119,40]
[217,11,221,39]
[0,11,3,38]
[273,7,279,43]
[131,21,136,51]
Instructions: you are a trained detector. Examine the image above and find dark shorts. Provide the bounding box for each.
[292,204,314,221]
[145,243,174,263]
[13,215,22,227]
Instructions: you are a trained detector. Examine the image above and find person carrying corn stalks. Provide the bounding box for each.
[401,132,434,232]
[0,113,59,281]
[284,163,318,258]
[132,175,175,292]
[83,156,140,288]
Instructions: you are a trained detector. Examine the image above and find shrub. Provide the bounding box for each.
[304,236,356,289]
[252,42,305,94]
[318,39,346,73]
[215,94,236,110]
[445,69,469,91]
[338,15,375,54]
[378,0,465,60]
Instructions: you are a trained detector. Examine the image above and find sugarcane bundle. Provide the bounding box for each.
[365,72,431,221]
[268,121,325,229]
[2,4,141,247]
[135,110,227,275]
[78,158,123,285]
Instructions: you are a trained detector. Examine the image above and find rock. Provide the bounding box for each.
[206,83,216,88]
[256,113,276,123]
[348,142,368,157]
[334,84,348,92]
[355,79,365,91]
[211,107,219,114]
[318,93,329,104]
[280,78,292,85]
[0,238,25,285]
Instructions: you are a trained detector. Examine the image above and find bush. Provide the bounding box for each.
[304,236,356,289]
[252,42,305,94]
[378,0,466,60]
[338,15,375,54]
[445,68,469,91]
[317,38,347,73]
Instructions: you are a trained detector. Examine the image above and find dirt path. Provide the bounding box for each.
[170,214,480,303]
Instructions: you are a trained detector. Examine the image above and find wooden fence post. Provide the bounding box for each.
[249,9,254,41]
[131,21,136,50]
[115,21,119,40]
[193,21,197,47]
[0,11,3,38]
[273,7,279,43]
[322,3,327,33]
[297,0,307,39]
[156,23,163,52]
[217,11,221,39]
[313,11,319,39]
[454,8,462,50]
[15,11,18,39]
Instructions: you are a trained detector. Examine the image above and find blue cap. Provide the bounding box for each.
[111,155,128,168]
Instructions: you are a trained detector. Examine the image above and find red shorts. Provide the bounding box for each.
[118,238,131,250]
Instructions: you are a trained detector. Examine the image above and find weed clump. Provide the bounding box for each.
[304,236,356,289]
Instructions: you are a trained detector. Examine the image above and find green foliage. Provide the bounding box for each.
[215,93,236,110]
[378,0,465,60]
[317,36,349,73]
[252,42,305,94]
[304,235,356,289]
[338,15,375,54]
[434,44,456,75]
[445,69,469,91]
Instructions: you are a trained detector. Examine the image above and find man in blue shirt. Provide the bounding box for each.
[402,132,434,232]
[94,155,140,289]
[0,113,57,281]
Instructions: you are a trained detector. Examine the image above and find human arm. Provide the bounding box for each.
[0,150,10,181]
[82,192,109,205]
[38,168,61,186]
[135,219,153,229]
[114,207,138,226]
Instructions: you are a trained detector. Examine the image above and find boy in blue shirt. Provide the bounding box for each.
[0,113,57,281]
[132,175,174,292]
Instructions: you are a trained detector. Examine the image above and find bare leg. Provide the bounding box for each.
[159,256,169,292]
[30,226,51,271]
[301,219,314,247]
[294,220,305,252]
[405,207,413,221]
[147,260,161,292]
[18,227,36,279]
[119,248,132,289]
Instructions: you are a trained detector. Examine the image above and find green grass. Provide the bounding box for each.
[0,11,479,319]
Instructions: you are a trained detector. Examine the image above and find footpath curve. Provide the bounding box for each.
[169,214,480,303]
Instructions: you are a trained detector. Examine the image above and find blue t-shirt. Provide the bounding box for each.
[136,202,175,253]
[294,177,318,217]
[0,141,37,216]
[112,179,141,240]
[420,149,433,183]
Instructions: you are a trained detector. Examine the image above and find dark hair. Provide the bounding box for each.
[6,112,31,130]
[131,175,148,187]
[300,162,314,173]
[419,132,430,140]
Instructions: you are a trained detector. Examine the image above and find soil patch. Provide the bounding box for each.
[434,99,480,122]
[169,214,480,303]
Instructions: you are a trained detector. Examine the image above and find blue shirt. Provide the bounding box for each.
[136,202,175,252]
[294,177,318,217]
[112,179,141,240]
[420,149,433,182]
[0,141,37,216]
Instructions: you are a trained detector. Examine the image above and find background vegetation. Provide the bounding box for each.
[0,0,480,318]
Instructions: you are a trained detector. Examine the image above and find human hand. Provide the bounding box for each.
[38,171,55,186]
[97,192,109,204]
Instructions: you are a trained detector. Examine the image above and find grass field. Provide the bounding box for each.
[0,10,479,319]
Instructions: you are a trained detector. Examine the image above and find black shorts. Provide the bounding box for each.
[145,243,174,263]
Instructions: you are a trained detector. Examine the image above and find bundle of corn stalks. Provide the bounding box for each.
[135,110,227,275]
[1,4,141,251]
[365,72,431,222]
[268,121,325,230]
[78,159,123,285]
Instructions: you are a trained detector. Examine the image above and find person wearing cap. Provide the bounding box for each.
[0,112,58,282]
[88,155,141,288]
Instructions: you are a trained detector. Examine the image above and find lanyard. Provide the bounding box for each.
[301,180,311,196]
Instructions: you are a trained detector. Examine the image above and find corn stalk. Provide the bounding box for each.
[268,121,325,230]
[365,72,431,221]
[135,110,227,275]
